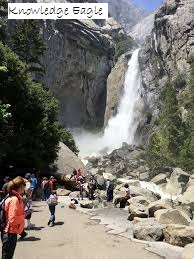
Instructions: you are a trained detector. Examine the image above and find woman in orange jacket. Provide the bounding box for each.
[1,176,26,259]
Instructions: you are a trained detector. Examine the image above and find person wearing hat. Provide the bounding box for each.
[2,176,11,198]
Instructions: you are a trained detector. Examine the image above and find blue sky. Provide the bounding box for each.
[133,0,163,12]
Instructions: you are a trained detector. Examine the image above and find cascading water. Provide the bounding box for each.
[74,49,143,157]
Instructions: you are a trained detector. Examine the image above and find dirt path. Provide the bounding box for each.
[4,202,161,259]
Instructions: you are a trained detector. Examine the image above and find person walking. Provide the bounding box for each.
[47,190,58,227]
[1,176,25,259]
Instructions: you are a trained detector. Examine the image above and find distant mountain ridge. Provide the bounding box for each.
[97,0,148,32]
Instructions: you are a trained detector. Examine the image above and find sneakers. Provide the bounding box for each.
[50,222,54,227]
[19,231,28,240]
[48,220,51,226]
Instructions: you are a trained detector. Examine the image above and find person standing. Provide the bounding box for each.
[1,176,25,259]
[30,174,38,200]
[106,180,114,202]
[88,176,96,200]
[42,177,49,201]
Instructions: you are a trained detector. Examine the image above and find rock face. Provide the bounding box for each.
[164,225,194,247]
[104,53,129,126]
[98,0,148,33]
[54,142,86,179]
[139,0,194,142]
[129,13,155,44]
[41,19,113,129]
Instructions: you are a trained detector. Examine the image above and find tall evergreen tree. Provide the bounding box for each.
[0,0,7,42]
[12,20,45,75]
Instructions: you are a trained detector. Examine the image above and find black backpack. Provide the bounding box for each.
[0,194,9,232]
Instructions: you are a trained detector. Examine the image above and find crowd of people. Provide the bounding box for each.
[0,169,131,259]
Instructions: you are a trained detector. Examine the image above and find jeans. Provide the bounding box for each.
[42,189,49,201]
[107,189,113,202]
[1,232,17,259]
[49,206,55,223]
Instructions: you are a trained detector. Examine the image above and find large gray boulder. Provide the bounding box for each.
[166,168,190,195]
[148,199,172,217]
[164,225,194,247]
[181,243,194,259]
[54,142,86,180]
[155,209,191,226]
[133,218,164,242]
[128,203,148,221]
[151,173,168,185]
[130,186,159,202]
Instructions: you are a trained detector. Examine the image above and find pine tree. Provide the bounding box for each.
[12,20,46,75]
[0,0,8,42]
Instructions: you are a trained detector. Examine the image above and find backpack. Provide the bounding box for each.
[47,195,58,206]
[0,194,9,232]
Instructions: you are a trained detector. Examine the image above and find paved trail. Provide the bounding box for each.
[2,202,161,259]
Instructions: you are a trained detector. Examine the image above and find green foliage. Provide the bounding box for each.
[147,64,194,173]
[0,42,78,169]
[115,35,136,60]
[11,20,45,75]
[0,101,11,124]
[146,82,185,174]
[59,127,79,155]
[0,0,7,42]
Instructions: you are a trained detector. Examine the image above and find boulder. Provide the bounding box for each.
[89,168,99,176]
[56,188,71,196]
[139,172,150,181]
[166,168,190,195]
[130,186,159,202]
[128,203,148,221]
[181,243,194,259]
[148,199,172,217]
[54,142,86,180]
[175,205,193,220]
[164,225,194,247]
[96,175,105,188]
[155,209,191,226]
[151,173,167,185]
[178,186,194,211]
[133,218,164,242]
[128,196,151,207]
[80,200,94,209]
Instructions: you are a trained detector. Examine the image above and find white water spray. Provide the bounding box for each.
[74,49,143,157]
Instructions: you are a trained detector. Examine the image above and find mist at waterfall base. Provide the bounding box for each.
[73,49,144,158]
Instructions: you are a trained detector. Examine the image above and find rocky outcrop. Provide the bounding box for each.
[104,53,129,126]
[41,19,114,129]
[139,0,194,142]
[54,142,86,179]
[129,13,155,44]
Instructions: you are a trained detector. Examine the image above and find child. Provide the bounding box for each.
[47,190,58,227]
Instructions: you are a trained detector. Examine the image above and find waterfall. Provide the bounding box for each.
[74,49,143,157]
